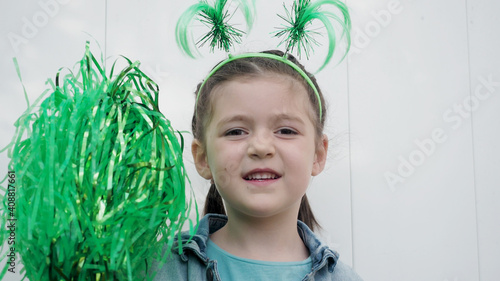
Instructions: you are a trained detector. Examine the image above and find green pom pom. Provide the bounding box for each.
[176,0,255,57]
[274,0,351,71]
[0,43,195,281]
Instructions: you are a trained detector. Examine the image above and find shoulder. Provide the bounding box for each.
[330,260,364,281]
[151,249,187,281]
[151,240,209,281]
[151,214,227,281]
[296,221,363,281]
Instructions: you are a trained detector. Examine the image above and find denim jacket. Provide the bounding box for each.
[152,214,363,281]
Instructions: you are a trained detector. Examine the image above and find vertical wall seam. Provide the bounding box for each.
[464,0,482,280]
[345,0,355,270]
[104,0,108,69]
[347,60,355,270]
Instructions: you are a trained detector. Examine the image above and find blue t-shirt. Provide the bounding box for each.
[206,238,312,281]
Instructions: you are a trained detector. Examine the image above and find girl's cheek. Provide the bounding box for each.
[212,161,239,189]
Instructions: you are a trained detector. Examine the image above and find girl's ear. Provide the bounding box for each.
[312,134,329,176]
[192,139,213,180]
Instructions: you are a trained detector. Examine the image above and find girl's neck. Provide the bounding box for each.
[210,210,310,262]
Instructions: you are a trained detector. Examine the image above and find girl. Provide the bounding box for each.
[153,50,363,281]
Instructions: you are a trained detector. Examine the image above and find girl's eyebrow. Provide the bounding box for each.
[272,113,306,125]
[216,115,250,128]
[216,113,305,128]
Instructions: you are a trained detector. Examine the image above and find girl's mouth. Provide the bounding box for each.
[243,172,281,181]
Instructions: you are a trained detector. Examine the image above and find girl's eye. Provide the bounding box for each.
[277,128,297,135]
[225,129,246,136]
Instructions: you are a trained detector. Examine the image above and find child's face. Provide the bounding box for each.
[192,74,328,219]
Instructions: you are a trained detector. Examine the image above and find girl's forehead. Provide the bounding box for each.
[209,74,315,122]
[213,74,306,98]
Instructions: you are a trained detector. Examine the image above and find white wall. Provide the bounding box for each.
[0,0,498,280]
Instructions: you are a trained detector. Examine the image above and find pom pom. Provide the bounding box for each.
[274,0,351,72]
[176,0,255,58]
[0,43,196,280]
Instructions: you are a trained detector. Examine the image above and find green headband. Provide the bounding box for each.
[196,52,323,120]
[177,0,351,121]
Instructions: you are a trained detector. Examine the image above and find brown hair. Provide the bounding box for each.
[192,50,325,231]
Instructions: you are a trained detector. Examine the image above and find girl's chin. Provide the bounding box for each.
[229,203,299,220]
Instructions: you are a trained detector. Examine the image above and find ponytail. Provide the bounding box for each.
[203,185,320,231]
[297,195,320,231]
[203,183,226,215]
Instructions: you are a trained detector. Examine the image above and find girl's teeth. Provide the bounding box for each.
[246,173,279,180]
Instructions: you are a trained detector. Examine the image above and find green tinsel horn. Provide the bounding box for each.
[274,0,351,72]
[176,0,255,57]
[0,43,195,281]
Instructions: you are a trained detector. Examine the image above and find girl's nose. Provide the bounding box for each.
[247,130,275,158]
